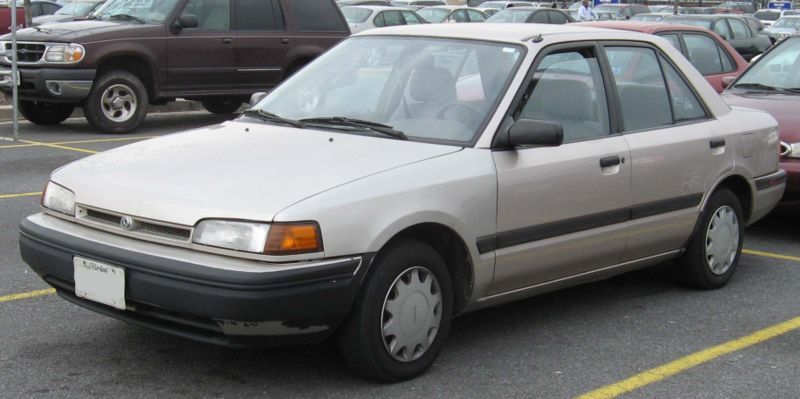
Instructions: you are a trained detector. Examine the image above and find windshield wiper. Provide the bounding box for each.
[300,117,408,140]
[733,82,791,93]
[242,109,305,129]
[108,13,146,24]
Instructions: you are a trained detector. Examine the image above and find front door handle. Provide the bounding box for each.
[599,156,622,168]
[710,138,726,149]
[222,38,232,44]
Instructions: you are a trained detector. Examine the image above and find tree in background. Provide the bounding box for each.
[23,0,31,27]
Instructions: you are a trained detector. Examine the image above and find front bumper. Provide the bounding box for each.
[0,65,95,102]
[19,213,372,347]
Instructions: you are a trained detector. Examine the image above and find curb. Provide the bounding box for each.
[0,100,207,122]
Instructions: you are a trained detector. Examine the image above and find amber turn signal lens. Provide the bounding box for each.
[264,223,323,255]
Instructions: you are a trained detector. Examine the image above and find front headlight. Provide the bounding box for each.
[192,220,324,255]
[42,181,76,216]
[44,43,85,63]
[781,142,800,159]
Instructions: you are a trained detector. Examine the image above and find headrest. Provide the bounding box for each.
[409,67,457,104]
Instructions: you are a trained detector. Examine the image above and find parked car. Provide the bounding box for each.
[18,23,784,382]
[630,13,666,22]
[28,0,62,17]
[723,35,799,208]
[343,6,424,33]
[755,8,782,27]
[32,0,105,26]
[721,1,755,14]
[486,7,574,23]
[477,0,535,14]
[417,6,487,23]
[0,0,349,134]
[576,21,749,93]
[592,3,650,19]
[766,16,800,41]
[391,0,445,10]
[741,15,777,44]
[650,5,691,15]
[595,11,625,21]
[0,4,25,35]
[665,15,772,61]
[337,0,392,6]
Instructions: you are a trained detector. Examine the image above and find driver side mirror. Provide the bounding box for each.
[249,92,267,107]
[507,119,564,147]
[172,14,198,33]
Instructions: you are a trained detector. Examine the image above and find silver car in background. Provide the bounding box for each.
[20,24,785,382]
[342,5,425,33]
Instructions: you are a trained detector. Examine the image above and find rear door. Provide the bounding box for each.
[231,0,288,90]
[727,18,759,60]
[166,0,237,92]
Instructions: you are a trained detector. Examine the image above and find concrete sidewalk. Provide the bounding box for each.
[0,99,207,122]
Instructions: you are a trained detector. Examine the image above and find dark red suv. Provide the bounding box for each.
[0,0,349,133]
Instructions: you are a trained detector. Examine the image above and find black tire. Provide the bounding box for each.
[338,239,453,382]
[18,101,74,125]
[678,188,744,290]
[201,98,243,114]
[83,70,148,134]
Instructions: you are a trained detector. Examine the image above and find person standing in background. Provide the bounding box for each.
[578,0,597,21]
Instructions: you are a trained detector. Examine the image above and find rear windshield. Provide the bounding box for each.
[342,7,373,23]
[755,11,780,21]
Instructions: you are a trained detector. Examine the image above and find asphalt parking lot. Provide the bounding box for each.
[1,113,799,398]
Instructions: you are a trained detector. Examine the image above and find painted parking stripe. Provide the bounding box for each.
[18,140,98,154]
[0,191,42,200]
[577,315,800,399]
[0,288,55,303]
[0,136,155,149]
[743,249,800,263]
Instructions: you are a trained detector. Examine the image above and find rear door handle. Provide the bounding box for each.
[710,138,726,149]
[221,38,232,44]
[599,156,622,168]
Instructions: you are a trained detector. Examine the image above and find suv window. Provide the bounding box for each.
[605,46,672,131]
[291,0,348,32]
[713,20,732,40]
[234,0,284,30]
[728,18,750,39]
[182,0,231,30]
[660,56,707,122]
[518,48,610,142]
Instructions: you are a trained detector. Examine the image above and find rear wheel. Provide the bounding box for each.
[678,188,744,290]
[339,239,453,382]
[201,98,243,114]
[18,101,74,125]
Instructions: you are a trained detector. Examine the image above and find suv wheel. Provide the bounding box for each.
[678,188,744,290]
[201,98,243,114]
[18,101,75,125]
[84,70,148,134]
[339,239,453,382]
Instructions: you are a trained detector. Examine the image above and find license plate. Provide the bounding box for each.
[73,257,126,310]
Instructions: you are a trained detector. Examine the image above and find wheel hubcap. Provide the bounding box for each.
[101,84,137,123]
[381,266,442,362]
[705,205,740,275]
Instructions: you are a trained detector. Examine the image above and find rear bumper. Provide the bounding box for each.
[751,169,787,223]
[777,160,800,209]
[0,65,95,102]
[19,213,372,347]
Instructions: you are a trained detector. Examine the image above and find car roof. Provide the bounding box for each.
[573,21,716,34]
[666,14,734,20]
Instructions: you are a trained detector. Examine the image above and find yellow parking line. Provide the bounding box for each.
[743,249,800,263]
[19,139,97,154]
[577,315,800,399]
[0,288,55,303]
[0,191,42,200]
[0,135,155,149]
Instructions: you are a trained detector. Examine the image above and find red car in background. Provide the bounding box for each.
[0,5,25,35]
[575,22,749,93]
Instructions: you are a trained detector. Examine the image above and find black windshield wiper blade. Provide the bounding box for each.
[782,87,800,94]
[242,109,305,128]
[300,117,408,140]
[732,82,788,92]
[108,13,146,23]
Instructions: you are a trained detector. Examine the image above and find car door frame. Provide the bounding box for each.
[662,30,741,93]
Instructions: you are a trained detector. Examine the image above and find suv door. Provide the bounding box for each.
[602,43,731,261]
[490,44,631,295]
[231,0,288,90]
[727,17,759,60]
[167,0,236,93]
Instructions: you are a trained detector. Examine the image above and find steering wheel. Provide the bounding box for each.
[435,102,483,126]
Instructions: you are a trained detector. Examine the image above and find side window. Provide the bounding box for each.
[31,3,43,16]
[290,0,348,32]
[530,10,548,23]
[728,18,750,39]
[402,11,423,24]
[453,10,468,22]
[234,0,284,31]
[382,10,405,27]
[373,12,385,27]
[548,11,566,24]
[659,34,682,52]
[713,20,732,40]
[622,8,632,17]
[467,10,486,22]
[44,3,60,14]
[719,45,735,73]
[182,0,231,30]
[605,46,672,131]
[660,56,707,122]
[518,48,610,142]
[684,34,723,75]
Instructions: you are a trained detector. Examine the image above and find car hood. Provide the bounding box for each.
[766,27,797,34]
[2,20,157,42]
[723,91,800,142]
[51,120,462,226]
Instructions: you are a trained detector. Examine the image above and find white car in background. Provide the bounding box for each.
[342,5,425,33]
[417,5,488,23]
[765,15,800,40]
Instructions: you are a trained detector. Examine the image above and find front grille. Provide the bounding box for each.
[81,207,192,242]
[4,42,46,63]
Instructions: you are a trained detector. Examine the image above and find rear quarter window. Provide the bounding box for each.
[291,0,348,32]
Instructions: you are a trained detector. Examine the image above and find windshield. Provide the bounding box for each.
[667,18,712,29]
[251,36,524,145]
[93,0,180,22]
[773,18,800,28]
[486,9,533,22]
[755,10,780,21]
[342,7,373,23]
[784,11,799,16]
[417,7,449,22]
[735,37,800,91]
[56,1,100,15]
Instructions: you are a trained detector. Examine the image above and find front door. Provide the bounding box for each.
[490,44,631,295]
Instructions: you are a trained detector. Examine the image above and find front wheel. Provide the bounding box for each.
[338,239,453,382]
[678,188,744,290]
[18,101,74,125]
[83,70,148,134]
[201,98,243,114]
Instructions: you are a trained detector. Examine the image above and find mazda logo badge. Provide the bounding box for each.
[120,216,135,231]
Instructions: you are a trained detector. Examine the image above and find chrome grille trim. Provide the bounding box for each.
[1,41,51,64]
[78,205,192,242]
[780,141,791,157]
